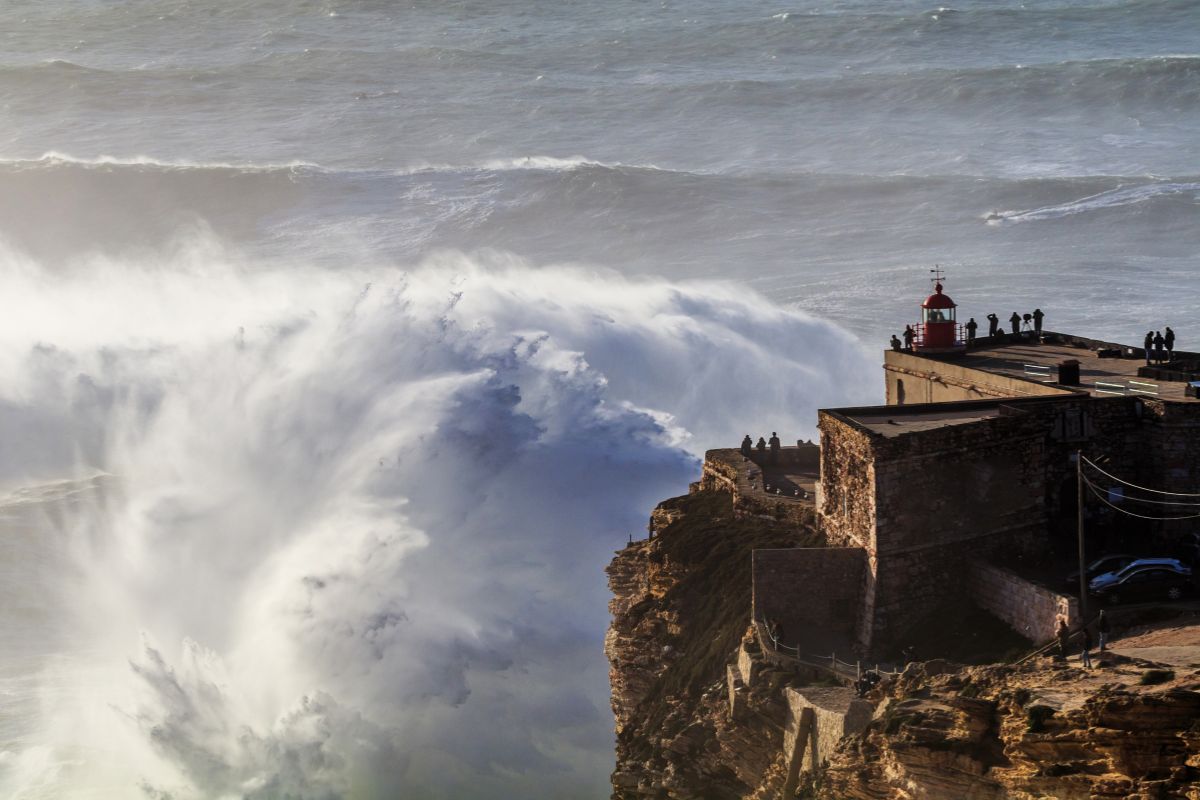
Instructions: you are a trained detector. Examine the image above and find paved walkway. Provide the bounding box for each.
[1107,618,1200,668]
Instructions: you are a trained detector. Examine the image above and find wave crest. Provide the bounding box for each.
[0,247,876,798]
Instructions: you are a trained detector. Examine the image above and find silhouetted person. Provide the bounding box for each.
[740,435,753,457]
[1154,331,1165,364]
[756,437,766,458]
[903,325,915,352]
[965,317,977,345]
[890,334,902,351]
[1097,609,1110,652]
[1056,618,1070,659]
[1009,311,1021,336]
[768,432,781,463]
[1144,331,1154,365]
[1165,326,1176,360]
[987,313,999,337]
[1032,308,1044,335]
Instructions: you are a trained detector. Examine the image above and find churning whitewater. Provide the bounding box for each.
[0,243,874,798]
[1,0,1197,796]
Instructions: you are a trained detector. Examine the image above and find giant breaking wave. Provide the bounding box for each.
[0,242,875,799]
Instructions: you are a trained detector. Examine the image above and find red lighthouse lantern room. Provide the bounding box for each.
[917,270,964,353]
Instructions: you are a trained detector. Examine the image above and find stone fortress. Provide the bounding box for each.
[608,277,1200,799]
[707,276,1200,661]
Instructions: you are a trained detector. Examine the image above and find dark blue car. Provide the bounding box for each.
[1092,566,1194,605]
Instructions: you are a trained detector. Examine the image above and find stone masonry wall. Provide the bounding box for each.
[752,547,865,653]
[867,410,1049,652]
[969,561,1079,643]
[783,687,873,778]
[700,449,814,529]
[816,414,876,551]
[883,349,1071,405]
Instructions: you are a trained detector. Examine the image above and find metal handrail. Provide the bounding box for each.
[755,618,902,680]
[1013,614,1101,665]
[909,322,967,349]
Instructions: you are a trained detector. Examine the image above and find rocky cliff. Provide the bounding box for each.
[607,488,1200,799]
[823,656,1200,800]
[606,488,821,798]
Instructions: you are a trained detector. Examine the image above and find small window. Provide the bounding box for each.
[922,307,955,324]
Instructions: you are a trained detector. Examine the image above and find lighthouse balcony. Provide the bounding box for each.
[912,322,967,354]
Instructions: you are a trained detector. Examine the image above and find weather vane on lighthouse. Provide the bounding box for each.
[930,265,946,291]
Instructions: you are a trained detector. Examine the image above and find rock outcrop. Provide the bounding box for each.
[823,658,1200,800]
[607,488,821,798]
[608,489,1200,799]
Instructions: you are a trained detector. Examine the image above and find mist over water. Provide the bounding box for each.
[1,0,1196,796]
[0,243,873,798]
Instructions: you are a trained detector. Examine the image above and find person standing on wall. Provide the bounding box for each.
[890,334,902,351]
[1009,311,1021,336]
[903,324,915,352]
[965,317,978,346]
[741,434,753,458]
[1154,331,1166,365]
[1144,331,1154,365]
[1032,308,1044,336]
[756,436,767,458]
[1056,617,1070,659]
[768,432,781,463]
[987,313,999,337]
[1165,326,1176,361]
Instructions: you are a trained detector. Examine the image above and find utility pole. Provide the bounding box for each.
[1077,450,1088,623]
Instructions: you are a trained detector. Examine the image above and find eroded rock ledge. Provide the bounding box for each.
[608,488,1200,800]
[607,488,820,799]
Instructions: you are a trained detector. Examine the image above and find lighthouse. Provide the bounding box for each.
[916,268,964,353]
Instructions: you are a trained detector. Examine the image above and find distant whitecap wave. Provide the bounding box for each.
[987,181,1200,224]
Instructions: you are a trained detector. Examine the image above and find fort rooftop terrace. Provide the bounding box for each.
[885,331,1200,406]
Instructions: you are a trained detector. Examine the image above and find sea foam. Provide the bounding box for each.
[0,242,875,798]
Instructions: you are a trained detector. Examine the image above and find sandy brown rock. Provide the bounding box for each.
[607,489,819,799]
[822,660,1200,800]
[608,490,1200,800]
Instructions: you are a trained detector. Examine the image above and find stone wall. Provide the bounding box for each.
[751,547,865,653]
[969,561,1078,643]
[816,414,876,550]
[700,448,816,529]
[781,686,873,793]
[883,349,1071,405]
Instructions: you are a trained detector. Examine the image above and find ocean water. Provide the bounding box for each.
[0,1,1196,797]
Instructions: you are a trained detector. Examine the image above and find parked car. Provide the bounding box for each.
[1065,554,1137,588]
[1089,558,1192,592]
[1092,566,1195,605]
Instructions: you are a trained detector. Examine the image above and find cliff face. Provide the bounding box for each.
[607,489,1200,800]
[606,488,821,798]
[822,658,1200,800]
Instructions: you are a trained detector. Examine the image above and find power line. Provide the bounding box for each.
[1081,455,1200,498]
[1081,476,1200,508]
[1103,493,1200,508]
[1082,476,1200,521]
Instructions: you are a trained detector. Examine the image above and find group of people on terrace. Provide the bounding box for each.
[1143,327,1176,365]
[982,308,1045,339]
[740,432,781,462]
[890,308,1046,351]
